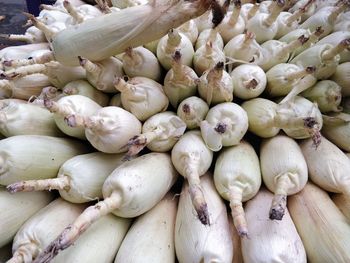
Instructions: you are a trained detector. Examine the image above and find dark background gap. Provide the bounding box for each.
[0,0,28,49]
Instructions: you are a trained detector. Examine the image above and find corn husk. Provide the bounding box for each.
[125,111,186,158]
[9,198,86,263]
[321,112,350,152]
[176,96,209,129]
[122,46,162,82]
[200,102,249,151]
[316,31,350,63]
[171,130,213,225]
[62,80,110,106]
[54,215,131,263]
[0,74,51,100]
[241,188,307,263]
[115,77,169,121]
[214,141,261,237]
[114,193,177,263]
[79,56,124,93]
[332,193,350,221]
[109,93,123,108]
[265,63,316,98]
[198,62,233,106]
[32,153,178,263]
[331,62,350,97]
[291,43,340,80]
[175,173,233,263]
[50,1,213,66]
[260,134,308,220]
[231,64,266,100]
[300,135,350,195]
[241,98,280,138]
[288,182,350,263]
[0,187,54,247]
[0,135,90,186]
[49,95,102,140]
[0,101,63,137]
[301,80,342,113]
[7,152,126,204]
[77,106,142,153]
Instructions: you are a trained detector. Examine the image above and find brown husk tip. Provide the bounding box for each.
[269,194,287,220]
[214,122,227,134]
[298,35,309,45]
[214,61,225,70]
[233,0,241,8]
[211,0,228,27]
[122,135,148,161]
[304,117,321,148]
[197,203,210,225]
[245,78,258,89]
[182,103,191,114]
[172,50,182,62]
[77,56,86,66]
[6,182,25,193]
[305,66,316,74]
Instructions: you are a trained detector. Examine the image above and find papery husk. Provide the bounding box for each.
[291,43,340,80]
[83,106,142,153]
[241,98,280,138]
[51,95,102,139]
[82,56,124,93]
[62,80,110,106]
[109,93,123,108]
[0,187,54,247]
[0,101,63,138]
[10,198,86,263]
[241,187,306,263]
[316,31,350,63]
[276,96,323,141]
[301,80,342,113]
[300,135,350,195]
[332,193,350,221]
[122,46,162,82]
[214,141,261,237]
[0,74,51,100]
[140,111,186,152]
[322,112,350,152]
[175,172,233,263]
[114,193,177,263]
[53,214,131,263]
[331,62,350,97]
[288,182,350,263]
[0,135,90,186]
[116,77,169,121]
[176,96,209,129]
[59,152,126,203]
[231,64,266,100]
[260,134,308,220]
[50,1,213,66]
[200,102,248,151]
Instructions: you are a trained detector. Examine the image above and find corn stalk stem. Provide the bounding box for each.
[3,64,46,80]
[185,157,210,226]
[7,176,70,193]
[123,128,163,159]
[63,0,84,23]
[229,187,248,237]
[269,173,291,220]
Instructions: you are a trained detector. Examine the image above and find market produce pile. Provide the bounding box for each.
[0,0,350,262]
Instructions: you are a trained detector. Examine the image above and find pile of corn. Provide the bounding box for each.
[0,0,349,262]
